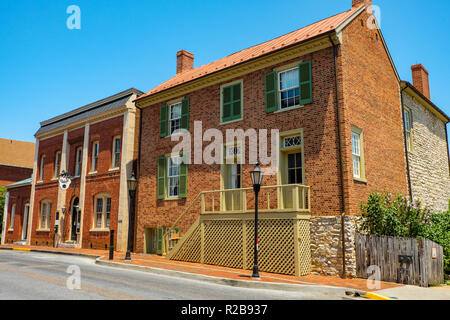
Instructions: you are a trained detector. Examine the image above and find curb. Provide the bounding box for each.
[363,292,395,300]
[0,247,101,260]
[95,258,353,296]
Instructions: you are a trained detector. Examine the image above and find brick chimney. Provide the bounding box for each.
[176,50,194,74]
[411,64,430,100]
[352,0,372,8]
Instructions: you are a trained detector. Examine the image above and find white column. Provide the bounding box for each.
[56,130,68,241]
[77,124,90,248]
[1,191,9,245]
[116,96,137,251]
[26,138,40,245]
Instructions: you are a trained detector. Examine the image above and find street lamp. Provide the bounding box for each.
[125,171,137,261]
[250,162,263,279]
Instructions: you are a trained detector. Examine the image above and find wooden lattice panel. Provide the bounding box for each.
[245,219,295,275]
[298,219,311,275]
[169,215,311,277]
[170,224,201,262]
[204,220,243,269]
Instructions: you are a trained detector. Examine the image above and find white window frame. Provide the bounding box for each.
[92,194,111,230]
[112,136,121,169]
[404,108,413,152]
[9,204,15,231]
[92,141,99,172]
[167,156,181,198]
[278,66,300,110]
[351,126,366,181]
[39,155,45,181]
[54,151,61,178]
[75,146,83,177]
[39,200,52,231]
[169,102,182,135]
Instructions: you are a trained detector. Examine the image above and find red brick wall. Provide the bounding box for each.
[337,10,408,215]
[136,47,343,252]
[0,165,33,187]
[30,115,126,249]
[32,134,64,246]
[3,185,31,244]
[82,116,123,250]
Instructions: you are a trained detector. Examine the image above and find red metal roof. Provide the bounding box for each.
[138,5,362,101]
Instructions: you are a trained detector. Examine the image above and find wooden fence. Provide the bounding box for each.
[355,233,444,287]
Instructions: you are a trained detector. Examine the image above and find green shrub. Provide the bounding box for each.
[358,192,432,238]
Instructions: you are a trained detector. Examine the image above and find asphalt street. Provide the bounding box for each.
[0,251,346,300]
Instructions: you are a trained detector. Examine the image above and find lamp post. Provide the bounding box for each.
[250,162,263,279]
[125,171,137,261]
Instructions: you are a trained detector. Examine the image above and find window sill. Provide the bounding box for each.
[36,228,50,232]
[354,177,367,184]
[274,105,304,114]
[8,229,13,232]
[163,197,184,201]
[89,228,110,232]
[36,180,43,184]
[88,171,98,176]
[51,177,58,182]
[108,168,120,173]
[219,117,244,126]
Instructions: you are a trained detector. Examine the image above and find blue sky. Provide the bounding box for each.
[0,0,449,143]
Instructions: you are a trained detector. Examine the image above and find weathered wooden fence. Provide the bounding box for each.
[355,233,444,287]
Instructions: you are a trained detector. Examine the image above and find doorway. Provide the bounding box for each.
[22,204,29,241]
[144,228,158,254]
[70,197,80,241]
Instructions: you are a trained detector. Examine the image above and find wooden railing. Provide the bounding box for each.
[200,184,310,214]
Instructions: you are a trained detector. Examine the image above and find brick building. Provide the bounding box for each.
[1,89,143,251]
[1,178,31,245]
[0,138,34,186]
[134,0,409,277]
[401,65,450,213]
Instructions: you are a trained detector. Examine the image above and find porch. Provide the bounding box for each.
[163,184,312,276]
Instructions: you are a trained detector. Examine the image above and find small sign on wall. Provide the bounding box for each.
[431,246,437,259]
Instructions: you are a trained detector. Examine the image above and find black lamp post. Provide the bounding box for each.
[125,171,137,261]
[250,162,263,279]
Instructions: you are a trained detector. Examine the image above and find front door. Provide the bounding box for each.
[282,151,303,209]
[22,204,29,241]
[70,198,79,241]
[223,163,242,211]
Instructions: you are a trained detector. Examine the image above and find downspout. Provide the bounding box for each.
[329,34,346,278]
[400,85,413,200]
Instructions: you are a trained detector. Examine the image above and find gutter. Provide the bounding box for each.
[329,34,346,278]
[400,86,414,200]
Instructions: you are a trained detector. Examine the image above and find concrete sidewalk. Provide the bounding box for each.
[0,244,404,294]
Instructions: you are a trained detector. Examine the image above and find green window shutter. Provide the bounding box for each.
[265,71,278,113]
[178,161,188,198]
[157,156,166,199]
[222,83,242,122]
[159,104,168,137]
[181,98,190,130]
[156,227,164,254]
[299,61,312,105]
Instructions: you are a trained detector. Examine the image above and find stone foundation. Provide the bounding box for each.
[310,216,359,277]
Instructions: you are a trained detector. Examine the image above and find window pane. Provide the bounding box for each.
[115,138,121,153]
[353,155,360,178]
[296,152,301,167]
[288,154,295,168]
[351,133,360,156]
[288,169,296,184]
[96,213,102,228]
[96,198,103,213]
[296,169,303,184]
[106,198,111,213]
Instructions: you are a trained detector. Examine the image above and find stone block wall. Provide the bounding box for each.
[310,215,359,277]
[403,92,450,213]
